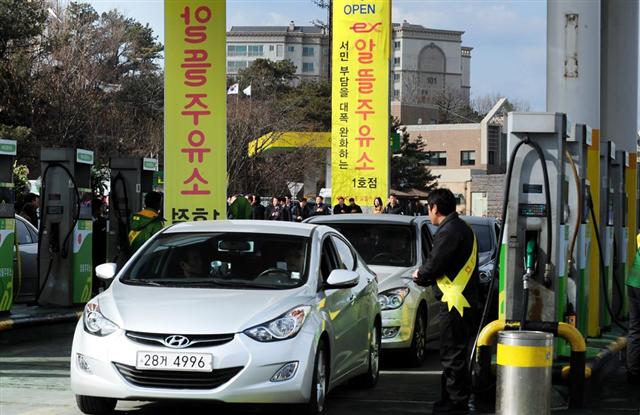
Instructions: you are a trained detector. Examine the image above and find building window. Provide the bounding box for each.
[488,151,495,165]
[227,45,247,57]
[393,73,400,81]
[302,62,314,73]
[277,45,284,57]
[393,89,400,98]
[394,41,401,49]
[302,46,315,57]
[269,45,275,51]
[426,151,447,166]
[393,57,400,66]
[288,46,295,53]
[227,60,248,73]
[461,151,476,166]
[248,45,263,56]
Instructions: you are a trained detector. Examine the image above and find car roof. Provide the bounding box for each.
[163,220,318,237]
[305,214,418,226]
[459,215,498,226]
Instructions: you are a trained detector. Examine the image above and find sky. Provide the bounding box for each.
[86,0,638,121]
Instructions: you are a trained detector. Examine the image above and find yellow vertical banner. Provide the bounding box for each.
[165,1,227,223]
[332,0,391,208]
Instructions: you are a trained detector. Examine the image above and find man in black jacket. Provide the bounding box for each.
[384,194,404,214]
[250,195,265,220]
[413,188,479,414]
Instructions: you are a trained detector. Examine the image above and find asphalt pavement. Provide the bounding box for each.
[1,323,638,415]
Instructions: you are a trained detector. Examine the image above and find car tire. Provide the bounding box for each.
[299,340,328,415]
[353,323,381,388]
[406,305,428,367]
[75,395,117,415]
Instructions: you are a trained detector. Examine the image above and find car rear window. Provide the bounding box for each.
[320,223,415,267]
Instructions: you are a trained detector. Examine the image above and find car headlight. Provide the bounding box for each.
[378,287,410,310]
[83,301,119,337]
[244,305,311,342]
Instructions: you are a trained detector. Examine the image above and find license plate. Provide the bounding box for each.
[136,351,213,372]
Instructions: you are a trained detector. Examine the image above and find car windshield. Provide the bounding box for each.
[321,223,415,267]
[120,232,309,289]
[470,224,493,253]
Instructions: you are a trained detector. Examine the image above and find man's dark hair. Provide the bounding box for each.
[316,195,324,201]
[144,191,162,211]
[300,197,307,203]
[349,197,355,203]
[427,188,456,216]
[278,196,286,203]
[24,193,39,204]
[253,195,260,204]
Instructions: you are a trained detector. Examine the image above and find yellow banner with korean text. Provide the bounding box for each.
[331,0,391,208]
[165,1,226,223]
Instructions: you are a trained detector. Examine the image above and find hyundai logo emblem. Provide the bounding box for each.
[163,335,191,349]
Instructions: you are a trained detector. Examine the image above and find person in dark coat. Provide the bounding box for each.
[312,195,330,216]
[412,188,479,414]
[348,197,363,213]
[250,195,266,220]
[384,194,404,214]
[333,196,349,214]
[279,197,292,221]
[20,193,39,229]
[292,198,311,222]
[266,197,283,220]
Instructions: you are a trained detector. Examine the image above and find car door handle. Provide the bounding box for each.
[348,294,356,302]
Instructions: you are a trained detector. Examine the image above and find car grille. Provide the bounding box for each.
[113,362,243,390]
[125,331,235,348]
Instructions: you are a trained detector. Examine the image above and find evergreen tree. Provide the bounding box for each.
[390,122,439,193]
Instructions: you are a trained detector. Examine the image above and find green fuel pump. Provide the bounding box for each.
[107,157,158,269]
[38,148,94,306]
[0,139,16,315]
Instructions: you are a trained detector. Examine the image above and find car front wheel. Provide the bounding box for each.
[354,323,380,388]
[299,340,328,415]
[407,305,428,367]
[75,395,117,415]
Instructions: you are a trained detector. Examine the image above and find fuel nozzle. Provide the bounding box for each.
[523,237,537,289]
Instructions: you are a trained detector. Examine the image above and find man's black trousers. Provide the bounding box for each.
[438,302,474,404]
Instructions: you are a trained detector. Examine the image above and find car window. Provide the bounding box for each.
[15,219,32,245]
[331,235,355,271]
[121,232,310,290]
[421,224,432,260]
[320,237,340,282]
[321,223,416,267]
[470,224,493,253]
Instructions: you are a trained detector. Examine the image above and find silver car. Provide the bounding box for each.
[71,220,380,414]
[305,214,438,366]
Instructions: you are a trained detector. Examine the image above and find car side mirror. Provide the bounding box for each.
[325,269,359,289]
[95,263,117,280]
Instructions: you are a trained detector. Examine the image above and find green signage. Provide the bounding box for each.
[143,158,158,171]
[0,218,15,312]
[76,149,94,165]
[0,139,17,156]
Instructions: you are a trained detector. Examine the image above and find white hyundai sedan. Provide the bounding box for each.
[71,221,380,415]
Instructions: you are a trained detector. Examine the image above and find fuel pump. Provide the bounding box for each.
[0,139,16,315]
[38,148,93,306]
[500,112,566,325]
[107,157,157,268]
[565,124,591,335]
[611,149,628,318]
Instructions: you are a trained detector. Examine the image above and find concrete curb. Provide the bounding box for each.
[0,310,83,332]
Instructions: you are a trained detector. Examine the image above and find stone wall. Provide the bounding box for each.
[470,174,505,218]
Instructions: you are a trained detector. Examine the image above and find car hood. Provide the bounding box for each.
[369,265,415,291]
[98,282,315,334]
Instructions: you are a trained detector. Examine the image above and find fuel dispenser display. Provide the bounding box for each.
[107,157,157,268]
[38,148,94,306]
[0,139,17,315]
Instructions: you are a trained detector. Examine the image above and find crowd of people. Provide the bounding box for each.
[228,193,429,221]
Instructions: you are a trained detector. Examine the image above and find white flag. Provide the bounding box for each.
[227,83,239,95]
[243,85,252,97]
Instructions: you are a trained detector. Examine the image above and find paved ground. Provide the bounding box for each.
[0,323,638,415]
